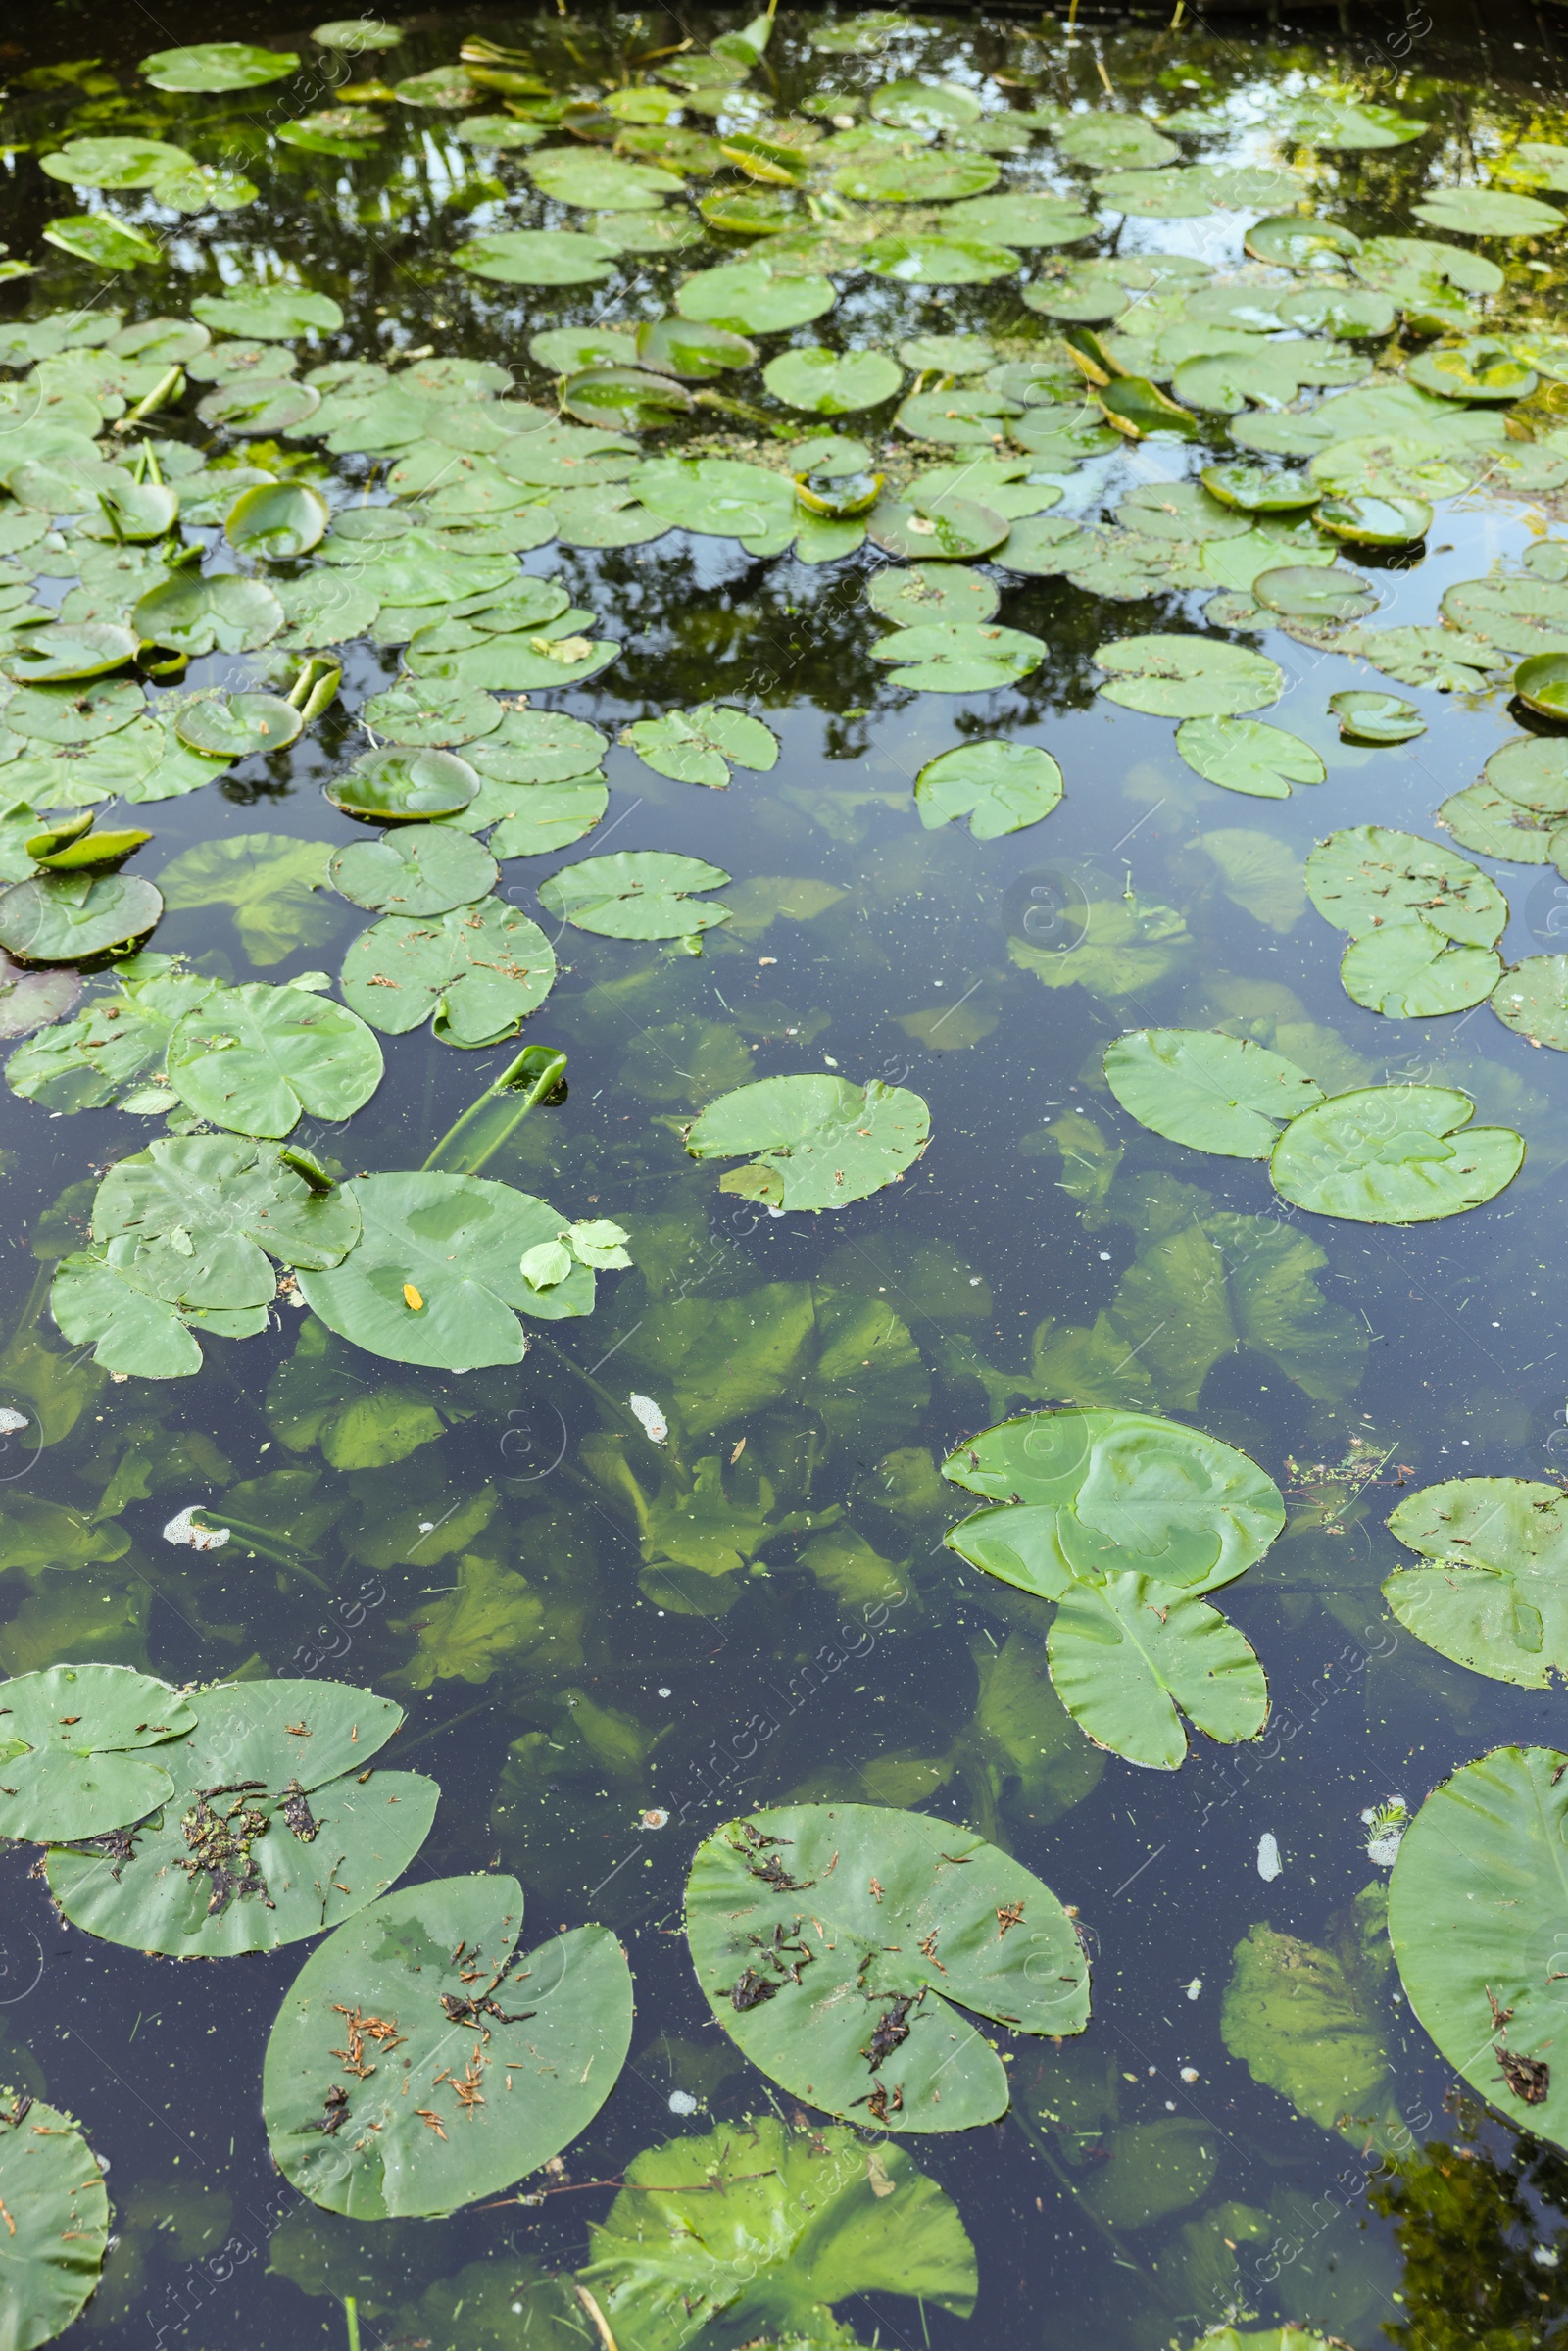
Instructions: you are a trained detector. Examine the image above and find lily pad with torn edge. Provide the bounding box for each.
[683,1073,931,1209]
[264,1875,632,2215]
[684,1801,1088,2130]
[0,1663,196,1843]
[46,1677,438,1957]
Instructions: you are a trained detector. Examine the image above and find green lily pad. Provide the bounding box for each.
[191,287,344,339]
[40,137,194,188]
[265,1878,632,2215]
[832,151,1000,203]
[762,348,903,414]
[464,709,610,787]
[871,621,1044,692]
[133,574,283,658]
[486,782,608,859]
[1341,921,1503,1016]
[1049,1578,1268,1769]
[1315,493,1432,547]
[1269,1087,1525,1222]
[1095,636,1283,717]
[51,1237,265,1376]
[635,318,755,381]
[684,1073,930,1209]
[196,377,322,435]
[7,678,144,747]
[861,233,1019,286]
[1283,97,1428,149]
[297,1172,595,1367]
[1104,1029,1324,1157]
[913,741,1063,837]
[539,850,729,940]
[47,1679,437,1956]
[1252,566,1378,623]
[674,261,836,335]
[1437,783,1558,860]
[167,982,383,1137]
[1386,1479,1568,1685]
[1345,623,1497,692]
[1407,338,1539,403]
[358,680,501,749]
[329,829,497,917]
[456,231,618,288]
[141,40,298,90]
[1200,463,1320,514]
[870,78,982,129]
[0,872,161,964]
[0,1664,195,1843]
[1174,715,1327,799]
[93,1130,360,1283]
[0,2096,108,2346]
[1493,956,1568,1049]
[1389,1747,1568,2144]
[944,194,1093,248]
[582,2116,976,2343]
[620,706,779,789]
[1515,653,1568,719]
[172,693,302,759]
[1057,116,1179,170]
[326,749,479,823]
[1246,215,1362,267]
[6,962,217,1112]
[0,624,137,687]
[1444,577,1568,656]
[527,149,681,210]
[225,480,329,559]
[866,495,1010,559]
[1413,189,1563,237]
[340,901,556,1046]
[1486,734,1568,811]
[1305,825,1507,948]
[313,18,403,48]
[685,1803,1088,2130]
[42,217,162,269]
[866,563,1000,623]
[1096,168,1214,220]
[894,387,1025,449]
[559,366,692,432]
[1335,686,1429,743]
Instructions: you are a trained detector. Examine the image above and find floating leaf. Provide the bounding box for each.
[683,1073,930,1209]
[1493,956,1568,1050]
[1222,1892,1398,2147]
[870,77,982,128]
[265,1877,631,2215]
[297,1173,595,1368]
[133,574,283,659]
[527,148,681,210]
[196,377,322,435]
[867,563,1000,623]
[1047,1578,1267,1768]
[141,40,298,90]
[685,1803,1088,2130]
[871,621,1044,692]
[92,1130,359,1290]
[1283,96,1430,148]
[619,705,778,789]
[1175,716,1326,799]
[42,217,162,269]
[340,902,556,1046]
[1095,636,1282,717]
[455,230,618,287]
[539,851,730,941]
[0,1664,195,1843]
[832,151,1000,203]
[762,348,903,414]
[1305,825,1507,948]
[0,2095,108,2346]
[1340,922,1502,1016]
[913,740,1062,837]
[225,480,328,560]
[1104,1029,1324,1157]
[326,749,478,824]
[0,624,137,688]
[1269,1087,1525,1222]
[47,1679,437,1957]
[166,983,384,1137]
[1514,653,1568,720]
[1413,188,1562,237]
[674,260,836,334]
[1252,565,1377,623]
[39,138,195,189]
[192,287,344,338]
[0,872,161,964]
[1385,1477,1568,1686]
[1247,214,1363,267]
[329,829,496,917]
[1389,1747,1568,2146]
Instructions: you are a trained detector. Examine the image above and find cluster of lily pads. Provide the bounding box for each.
[0,1657,1092,2339]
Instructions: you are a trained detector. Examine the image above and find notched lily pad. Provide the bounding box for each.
[1105,1029,1324,1157]
[683,1073,930,1210]
[1270,1087,1525,1222]
[0,1665,196,1843]
[539,851,730,941]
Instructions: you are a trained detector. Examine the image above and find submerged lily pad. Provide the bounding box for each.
[686,1803,1088,2130]
[298,1172,595,1368]
[0,1665,196,1843]
[683,1073,930,1209]
[539,851,730,940]
[340,902,556,1046]
[1389,1748,1568,2145]
[913,741,1063,837]
[1105,1029,1324,1156]
[1386,1478,1568,1686]
[265,1877,632,2215]
[47,1680,437,1956]
[1269,1087,1525,1222]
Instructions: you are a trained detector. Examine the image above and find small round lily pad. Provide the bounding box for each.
[1515,654,1568,721]
[173,694,304,759]
[1316,494,1432,547]
[1252,566,1379,623]
[328,828,497,916]
[326,749,480,822]
[1331,690,1426,744]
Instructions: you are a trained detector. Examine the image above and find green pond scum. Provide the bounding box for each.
[10,0,1568,2341]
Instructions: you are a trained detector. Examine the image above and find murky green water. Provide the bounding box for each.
[7,6,1568,2346]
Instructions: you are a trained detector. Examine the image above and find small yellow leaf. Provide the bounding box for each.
[403,1284,423,1311]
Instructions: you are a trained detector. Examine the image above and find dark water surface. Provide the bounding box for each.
[5,5,1568,2347]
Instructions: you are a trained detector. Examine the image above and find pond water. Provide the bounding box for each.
[6,4,1568,2347]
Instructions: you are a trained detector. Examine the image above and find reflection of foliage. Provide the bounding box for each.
[389,1554,546,1689]
[1369,2098,1568,2351]
[1221,1883,1403,2151]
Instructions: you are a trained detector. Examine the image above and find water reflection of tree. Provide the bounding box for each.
[1371,2095,1568,2348]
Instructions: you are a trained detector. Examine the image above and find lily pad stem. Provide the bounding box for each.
[189,1510,332,1593]
[421,1046,567,1174]
[114,367,184,432]
[343,2297,361,2351]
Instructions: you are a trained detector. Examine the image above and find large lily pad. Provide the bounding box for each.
[1105,1029,1324,1157]
[674,261,837,334]
[327,749,478,823]
[1340,922,1502,1016]
[92,1132,360,1287]
[329,829,497,917]
[0,2096,109,2349]
[132,573,283,658]
[913,741,1063,837]
[538,851,730,940]
[1175,716,1326,799]
[0,872,162,964]
[1412,188,1562,237]
[685,1803,1089,2131]
[340,902,556,1046]
[871,622,1045,692]
[47,1679,437,1957]
[1389,1747,1568,2148]
[762,348,903,413]
[297,1173,595,1369]
[0,1664,195,1844]
[141,40,298,89]
[1385,1478,1568,1687]
[455,230,618,288]
[1305,826,1507,948]
[1269,1087,1525,1222]
[166,983,384,1137]
[620,706,778,789]
[684,1073,930,1209]
[265,1878,631,2216]
[1095,636,1283,717]
[1047,1578,1268,1769]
